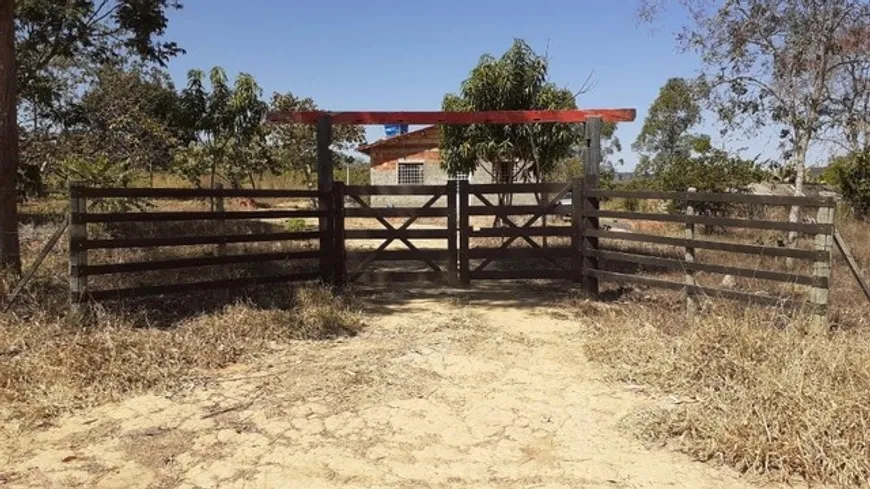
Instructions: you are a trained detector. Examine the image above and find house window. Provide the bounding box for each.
[493,161,514,184]
[398,162,424,185]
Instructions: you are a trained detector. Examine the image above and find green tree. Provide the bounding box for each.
[49,65,188,188]
[827,150,870,219]
[632,78,701,178]
[268,92,365,191]
[2,0,184,272]
[633,78,762,215]
[15,0,183,125]
[639,0,870,248]
[440,39,581,194]
[175,67,272,191]
[654,136,763,216]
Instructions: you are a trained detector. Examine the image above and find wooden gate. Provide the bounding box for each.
[463,182,576,282]
[339,183,457,284]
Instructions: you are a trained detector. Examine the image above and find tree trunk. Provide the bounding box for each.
[786,132,810,268]
[0,0,20,274]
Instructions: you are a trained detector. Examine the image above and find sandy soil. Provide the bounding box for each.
[1,283,768,489]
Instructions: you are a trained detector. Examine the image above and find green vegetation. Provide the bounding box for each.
[633,78,762,214]
[825,150,870,219]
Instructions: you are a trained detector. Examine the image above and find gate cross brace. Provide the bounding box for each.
[473,184,572,273]
[348,191,444,279]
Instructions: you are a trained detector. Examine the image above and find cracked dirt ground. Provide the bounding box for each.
[2,284,767,489]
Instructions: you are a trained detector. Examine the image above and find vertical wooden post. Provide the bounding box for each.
[69,182,88,314]
[333,182,346,287]
[458,179,470,286]
[685,187,697,318]
[811,204,835,332]
[580,117,601,298]
[447,180,458,286]
[571,179,583,284]
[317,114,334,284]
[214,183,226,257]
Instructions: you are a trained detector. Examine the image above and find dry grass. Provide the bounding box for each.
[563,288,870,487]
[0,284,362,422]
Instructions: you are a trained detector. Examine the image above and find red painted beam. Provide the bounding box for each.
[267,109,636,125]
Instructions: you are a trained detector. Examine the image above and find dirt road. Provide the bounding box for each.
[1,283,764,489]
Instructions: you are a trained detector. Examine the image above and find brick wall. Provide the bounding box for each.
[366,127,543,208]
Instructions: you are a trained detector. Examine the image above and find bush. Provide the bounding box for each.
[655,143,762,215]
[827,151,870,219]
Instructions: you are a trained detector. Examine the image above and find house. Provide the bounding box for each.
[358,126,538,207]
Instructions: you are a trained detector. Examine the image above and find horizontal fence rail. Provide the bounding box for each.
[73,187,325,199]
[78,209,324,223]
[79,250,323,277]
[73,231,321,250]
[590,249,825,287]
[585,269,819,311]
[588,229,825,261]
[585,189,836,207]
[588,209,831,234]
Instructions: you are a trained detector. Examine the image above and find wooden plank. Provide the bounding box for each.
[345,229,449,239]
[267,109,638,125]
[591,249,825,287]
[3,216,69,312]
[81,250,322,276]
[810,206,835,330]
[80,209,325,223]
[333,182,346,286]
[588,209,831,234]
[582,119,602,298]
[685,189,697,316]
[346,185,445,196]
[459,180,470,286]
[344,207,450,218]
[466,204,570,216]
[467,182,569,194]
[588,229,825,261]
[834,230,870,303]
[468,247,572,259]
[586,189,834,207]
[471,269,570,280]
[587,270,816,310]
[447,180,458,286]
[346,250,450,262]
[76,187,324,199]
[352,271,448,284]
[317,114,334,284]
[75,231,322,250]
[469,227,572,238]
[69,183,88,308]
[571,179,582,284]
[87,272,321,301]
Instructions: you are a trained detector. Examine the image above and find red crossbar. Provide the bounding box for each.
[267,109,636,125]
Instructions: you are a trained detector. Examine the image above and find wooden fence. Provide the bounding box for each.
[69,181,837,324]
[68,185,325,305]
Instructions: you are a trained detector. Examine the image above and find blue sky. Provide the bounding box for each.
[161,0,784,170]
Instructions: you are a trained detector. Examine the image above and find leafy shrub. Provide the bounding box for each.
[826,151,870,219]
